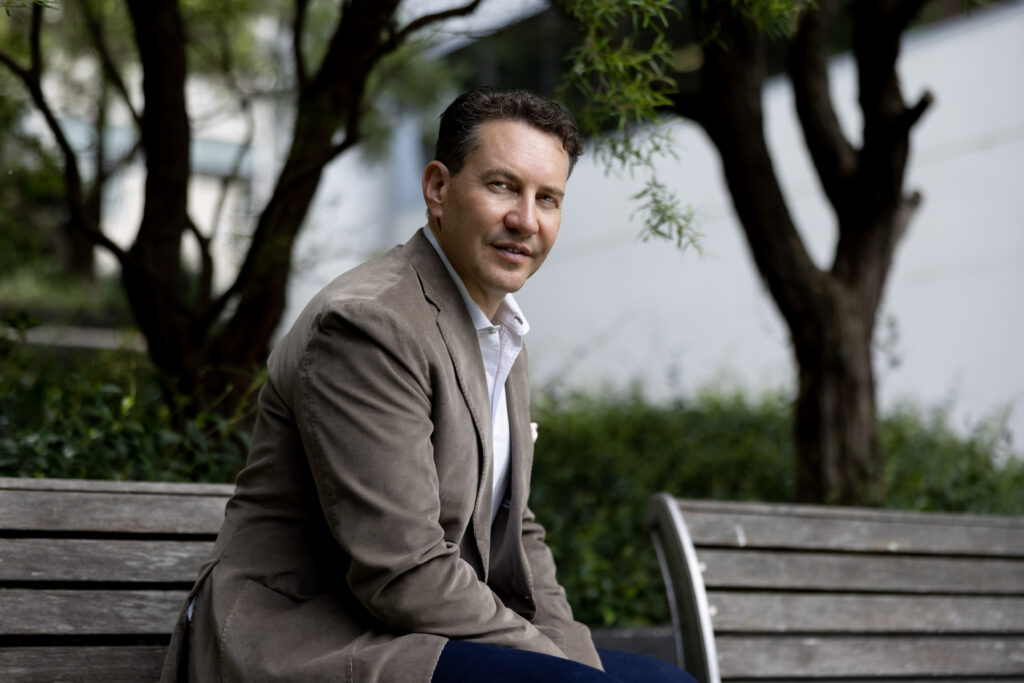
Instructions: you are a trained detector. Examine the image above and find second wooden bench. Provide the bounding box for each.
[646,494,1024,682]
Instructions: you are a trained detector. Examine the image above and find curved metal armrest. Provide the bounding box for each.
[645,493,720,683]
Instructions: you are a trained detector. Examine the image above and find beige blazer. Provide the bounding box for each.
[160,229,600,682]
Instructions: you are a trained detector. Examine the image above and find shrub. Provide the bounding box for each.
[529,387,1024,627]
[0,322,251,482]
[881,403,1024,514]
[3,328,1020,628]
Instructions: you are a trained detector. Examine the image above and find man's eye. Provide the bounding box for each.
[491,181,510,190]
[539,194,559,206]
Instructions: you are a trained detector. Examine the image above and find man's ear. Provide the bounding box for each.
[422,161,450,223]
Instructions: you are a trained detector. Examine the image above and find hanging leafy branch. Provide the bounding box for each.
[558,0,700,250]
[559,0,809,252]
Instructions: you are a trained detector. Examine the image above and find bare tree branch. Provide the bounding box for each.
[79,0,142,128]
[29,3,42,79]
[208,118,254,243]
[83,137,141,215]
[324,131,360,167]
[391,0,484,46]
[293,0,309,90]
[788,0,858,210]
[102,137,142,177]
[186,215,215,312]
[201,116,357,331]
[900,89,934,131]
[0,4,129,263]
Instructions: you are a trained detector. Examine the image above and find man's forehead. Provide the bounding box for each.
[468,119,571,179]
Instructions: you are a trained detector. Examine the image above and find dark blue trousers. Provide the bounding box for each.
[431,640,697,682]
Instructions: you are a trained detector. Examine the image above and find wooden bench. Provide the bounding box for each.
[646,493,1024,682]
[0,477,232,682]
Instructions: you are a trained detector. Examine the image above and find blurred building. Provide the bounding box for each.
[33,0,1021,447]
[285,0,1024,448]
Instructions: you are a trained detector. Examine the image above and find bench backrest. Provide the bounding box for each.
[0,477,231,682]
[646,493,1024,682]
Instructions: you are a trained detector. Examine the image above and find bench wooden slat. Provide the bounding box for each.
[0,589,186,635]
[699,548,1024,593]
[677,500,1024,558]
[0,538,211,583]
[0,476,234,496]
[708,592,1024,632]
[0,646,165,682]
[676,498,1024,529]
[0,490,228,535]
[715,635,1024,679]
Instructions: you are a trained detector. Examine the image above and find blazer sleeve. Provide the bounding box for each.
[294,302,568,659]
[521,506,604,669]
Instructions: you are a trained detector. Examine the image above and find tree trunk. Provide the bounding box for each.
[1,0,483,424]
[61,74,109,282]
[791,282,880,503]
[123,0,193,395]
[113,0,470,416]
[671,0,926,503]
[196,0,405,412]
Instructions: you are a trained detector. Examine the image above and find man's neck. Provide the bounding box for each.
[424,225,498,327]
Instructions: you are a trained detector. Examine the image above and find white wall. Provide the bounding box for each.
[285,1,1024,448]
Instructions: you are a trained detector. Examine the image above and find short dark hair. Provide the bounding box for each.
[434,87,583,177]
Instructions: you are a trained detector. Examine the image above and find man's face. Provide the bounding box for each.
[423,119,571,318]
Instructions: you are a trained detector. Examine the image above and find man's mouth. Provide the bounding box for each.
[493,242,531,258]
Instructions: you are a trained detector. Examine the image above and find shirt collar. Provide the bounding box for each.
[424,225,529,336]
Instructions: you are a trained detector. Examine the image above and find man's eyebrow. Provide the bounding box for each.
[482,168,565,199]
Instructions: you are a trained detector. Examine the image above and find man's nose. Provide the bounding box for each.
[506,197,539,234]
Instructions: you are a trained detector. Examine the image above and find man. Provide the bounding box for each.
[162,88,693,682]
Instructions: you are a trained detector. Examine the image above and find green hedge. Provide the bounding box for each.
[0,332,250,482]
[2,337,1021,627]
[529,388,1024,626]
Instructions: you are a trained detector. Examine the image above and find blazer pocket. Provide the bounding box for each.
[219,579,299,683]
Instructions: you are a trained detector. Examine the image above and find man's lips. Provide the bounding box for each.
[492,241,532,258]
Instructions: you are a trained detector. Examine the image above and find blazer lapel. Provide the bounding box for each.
[504,354,532,531]
[404,229,495,575]
[487,351,537,615]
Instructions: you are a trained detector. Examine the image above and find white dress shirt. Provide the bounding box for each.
[424,227,528,522]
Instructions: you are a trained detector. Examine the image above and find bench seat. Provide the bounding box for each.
[0,477,232,682]
[646,494,1024,682]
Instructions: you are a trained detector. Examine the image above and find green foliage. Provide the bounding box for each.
[0,266,131,326]
[529,387,1023,626]
[530,388,795,626]
[710,0,811,41]
[634,178,701,252]
[561,0,679,144]
[0,326,253,482]
[0,70,66,274]
[881,403,1024,514]
[559,0,698,249]
[3,330,1019,627]
[558,0,809,249]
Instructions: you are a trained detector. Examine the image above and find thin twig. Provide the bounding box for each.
[79,0,142,128]
[392,0,484,45]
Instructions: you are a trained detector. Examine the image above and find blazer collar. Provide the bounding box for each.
[404,228,496,573]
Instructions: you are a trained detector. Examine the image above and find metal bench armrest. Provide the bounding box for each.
[646,492,720,683]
